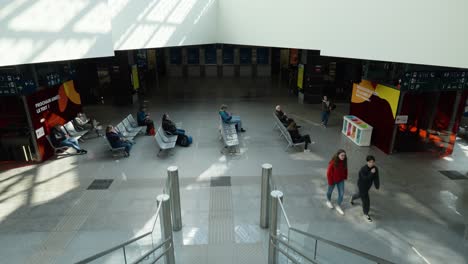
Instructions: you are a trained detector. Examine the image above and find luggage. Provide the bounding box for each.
[177,135,192,147]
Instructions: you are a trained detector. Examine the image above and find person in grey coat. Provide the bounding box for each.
[350,155,380,222]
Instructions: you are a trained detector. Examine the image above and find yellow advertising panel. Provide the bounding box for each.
[352,80,400,118]
[131,65,139,90]
[297,64,304,90]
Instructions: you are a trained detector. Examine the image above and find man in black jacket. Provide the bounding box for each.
[350,155,380,222]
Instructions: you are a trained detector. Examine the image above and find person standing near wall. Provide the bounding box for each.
[350,155,380,222]
[321,95,331,127]
[326,149,348,215]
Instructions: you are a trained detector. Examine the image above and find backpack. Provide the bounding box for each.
[177,135,192,147]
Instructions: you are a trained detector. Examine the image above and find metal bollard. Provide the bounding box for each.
[157,194,176,264]
[167,166,182,231]
[260,163,272,228]
[268,190,283,264]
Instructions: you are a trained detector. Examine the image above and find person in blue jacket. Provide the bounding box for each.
[219,104,246,132]
[137,106,155,135]
[105,125,133,157]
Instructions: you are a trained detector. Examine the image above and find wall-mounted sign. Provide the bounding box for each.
[395,115,408,124]
[35,127,45,139]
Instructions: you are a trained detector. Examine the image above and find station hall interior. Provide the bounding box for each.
[1,1,468,263]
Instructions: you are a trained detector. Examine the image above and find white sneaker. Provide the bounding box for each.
[364,215,373,222]
[326,201,334,209]
[304,149,311,152]
[335,205,344,215]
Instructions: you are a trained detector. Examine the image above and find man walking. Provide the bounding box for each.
[350,155,380,222]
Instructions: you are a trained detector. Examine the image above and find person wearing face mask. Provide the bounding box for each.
[326,149,348,215]
[350,155,380,222]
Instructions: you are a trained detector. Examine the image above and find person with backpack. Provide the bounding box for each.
[162,113,185,136]
[321,95,333,128]
[161,113,193,147]
[350,155,380,222]
[326,149,348,215]
[219,104,246,133]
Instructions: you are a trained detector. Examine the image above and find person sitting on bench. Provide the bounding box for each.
[105,125,133,156]
[50,125,87,154]
[275,105,300,128]
[287,120,311,152]
[162,113,185,136]
[219,104,246,132]
[137,106,155,135]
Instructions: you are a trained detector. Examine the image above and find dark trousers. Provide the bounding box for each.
[293,134,311,149]
[351,191,370,215]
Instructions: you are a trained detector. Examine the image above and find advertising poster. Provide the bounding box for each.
[26,80,82,160]
[297,64,304,90]
[350,80,400,153]
[131,65,139,90]
[289,49,298,65]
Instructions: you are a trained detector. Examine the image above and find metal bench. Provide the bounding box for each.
[155,127,177,156]
[45,135,73,156]
[63,121,88,141]
[273,112,305,151]
[126,114,145,129]
[219,116,239,153]
[103,136,127,157]
[116,123,138,140]
[122,118,143,134]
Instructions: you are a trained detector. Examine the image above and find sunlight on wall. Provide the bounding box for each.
[146,25,176,47]
[109,0,130,19]
[167,0,197,24]
[119,24,159,49]
[0,0,28,20]
[8,0,88,32]
[0,38,45,65]
[145,0,179,22]
[34,37,98,62]
[194,0,214,24]
[73,1,111,33]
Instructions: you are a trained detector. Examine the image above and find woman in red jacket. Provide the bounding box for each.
[326,149,348,215]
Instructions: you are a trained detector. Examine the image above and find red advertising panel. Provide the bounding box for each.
[26,81,82,160]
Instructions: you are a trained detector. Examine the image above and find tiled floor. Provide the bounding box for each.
[1,77,468,263]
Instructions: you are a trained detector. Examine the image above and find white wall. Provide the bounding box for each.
[0,0,114,67]
[218,0,468,69]
[1,0,467,69]
[111,0,217,50]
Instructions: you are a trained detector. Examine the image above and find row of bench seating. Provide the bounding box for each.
[273,112,305,151]
[46,120,92,156]
[219,116,239,154]
[104,114,144,156]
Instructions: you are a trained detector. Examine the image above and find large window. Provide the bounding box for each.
[223,46,234,64]
[240,48,252,64]
[187,48,200,64]
[169,48,182,64]
[257,48,269,64]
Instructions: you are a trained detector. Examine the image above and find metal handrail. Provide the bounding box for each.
[76,198,165,264]
[289,227,395,264]
[277,197,291,228]
[274,197,395,264]
[270,234,318,264]
[131,237,172,264]
[75,231,152,264]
